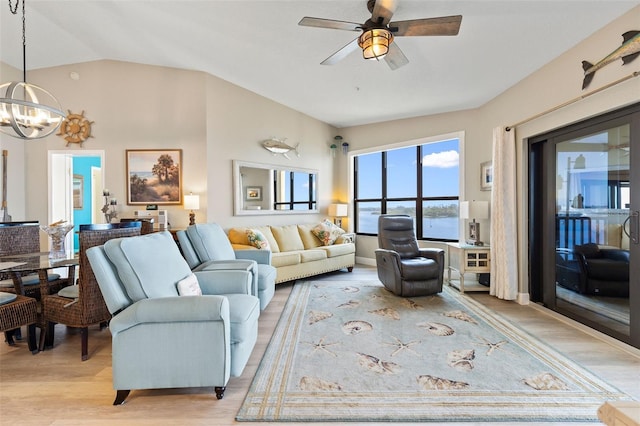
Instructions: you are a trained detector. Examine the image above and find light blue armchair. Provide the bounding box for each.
[177,223,276,310]
[86,231,260,405]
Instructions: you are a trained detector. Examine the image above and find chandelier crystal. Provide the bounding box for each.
[0,0,65,140]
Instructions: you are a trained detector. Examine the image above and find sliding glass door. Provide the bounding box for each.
[529,103,639,348]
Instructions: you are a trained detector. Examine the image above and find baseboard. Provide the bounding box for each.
[529,302,640,358]
[356,257,376,267]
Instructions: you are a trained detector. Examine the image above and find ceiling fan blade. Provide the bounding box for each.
[298,17,362,32]
[384,43,409,70]
[321,38,360,65]
[371,0,397,25]
[390,15,462,37]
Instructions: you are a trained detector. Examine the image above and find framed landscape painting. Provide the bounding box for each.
[126,149,182,205]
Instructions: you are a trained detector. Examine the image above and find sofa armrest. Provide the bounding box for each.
[110,295,228,334]
[235,249,272,265]
[195,270,253,295]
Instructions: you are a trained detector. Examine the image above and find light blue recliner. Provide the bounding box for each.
[86,231,260,405]
[177,223,276,310]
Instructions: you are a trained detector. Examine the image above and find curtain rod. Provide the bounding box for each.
[506,70,640,131]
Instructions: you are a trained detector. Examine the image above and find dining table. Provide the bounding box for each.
[0,252,78,298]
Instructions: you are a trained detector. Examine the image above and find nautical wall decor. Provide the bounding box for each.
[582,30,640,89]
[57,110,94,146]
[261,137,300,159]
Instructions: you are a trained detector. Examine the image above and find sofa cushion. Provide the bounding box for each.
[254,226,280,253]
[271,252,301,268]
[271,225,305,252]
[300,249,327,263]
[321,242,356,258]
[312,220,345,246]
[104,232,191,301]
[297,224,323,249]
[246,229,270,249]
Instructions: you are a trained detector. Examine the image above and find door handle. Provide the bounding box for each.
[624,211,639,244]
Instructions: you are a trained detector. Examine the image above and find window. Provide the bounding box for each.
[354,138,459,241]
[273,170,316,211]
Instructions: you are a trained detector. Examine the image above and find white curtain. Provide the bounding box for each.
[490,126,518,300]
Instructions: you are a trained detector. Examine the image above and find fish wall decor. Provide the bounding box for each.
[582,30,640,89]
[262,137,300,159]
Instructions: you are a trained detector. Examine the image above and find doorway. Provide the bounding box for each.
[49,150,104,253]
[528,103,639,348]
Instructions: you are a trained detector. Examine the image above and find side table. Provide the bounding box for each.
[446,242,491,294]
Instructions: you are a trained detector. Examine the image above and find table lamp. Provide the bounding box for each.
[459,200,489,246]
[328,203,348,228]
[184,193,200,226]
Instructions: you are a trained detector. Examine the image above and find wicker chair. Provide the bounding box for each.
[42,222,142,360]
[0,294,39,353]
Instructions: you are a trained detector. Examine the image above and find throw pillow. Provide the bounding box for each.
[246,229,270,250]
[177,273,202,296]
[311,219,345,246]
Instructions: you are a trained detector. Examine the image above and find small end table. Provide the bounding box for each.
[446,242,491,294]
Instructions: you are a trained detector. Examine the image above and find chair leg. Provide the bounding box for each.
[81,327,88,361]
[113,390,130,405]
[4,330,16,346]
[215,386,226,400]
[27,324,38,354]
[44,321,55,349]
[38,326,46,352]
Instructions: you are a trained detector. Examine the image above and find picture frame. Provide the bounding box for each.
[126,149,182,205]
[480,161,493,191]
[73,174,83,209]
[245,186,263,201]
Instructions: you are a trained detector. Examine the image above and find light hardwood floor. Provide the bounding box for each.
[1,265,639,426]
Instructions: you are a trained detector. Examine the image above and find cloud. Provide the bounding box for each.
[422,150,459,168]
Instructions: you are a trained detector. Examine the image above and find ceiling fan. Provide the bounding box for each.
[298,0,462,70]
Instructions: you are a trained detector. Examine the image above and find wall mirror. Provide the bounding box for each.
[233,160,318,216]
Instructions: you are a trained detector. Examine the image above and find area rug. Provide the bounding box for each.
[237,280,632,422]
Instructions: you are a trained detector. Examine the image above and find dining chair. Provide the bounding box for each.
[0,293,39,353]
[42,222,142,360]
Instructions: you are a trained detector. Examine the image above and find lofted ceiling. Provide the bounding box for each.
[1,1,638,128]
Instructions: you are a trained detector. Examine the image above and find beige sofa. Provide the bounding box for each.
[227,224,355,284]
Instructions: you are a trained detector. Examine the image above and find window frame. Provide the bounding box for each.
[352,134,462,241]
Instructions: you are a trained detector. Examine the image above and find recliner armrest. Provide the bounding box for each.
[600,248,629,262]
[418,248,445,263]
[235,249,272,265]
[195,270,253,295]
[110,295,228,334]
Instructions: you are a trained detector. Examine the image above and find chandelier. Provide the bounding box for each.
[0,0,65,139]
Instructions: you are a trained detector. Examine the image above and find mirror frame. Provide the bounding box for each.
[233,160,319,216]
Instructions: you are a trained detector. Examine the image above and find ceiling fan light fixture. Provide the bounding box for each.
[358,28,393,60]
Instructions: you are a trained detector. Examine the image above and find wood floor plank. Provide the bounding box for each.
[1,265,638,425]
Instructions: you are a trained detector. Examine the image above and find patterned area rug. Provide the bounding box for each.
[237,280,632,422]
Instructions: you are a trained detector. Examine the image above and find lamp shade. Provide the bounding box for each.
[459,201,489,220]
[328,203,348,217]
[184,194,200,210]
